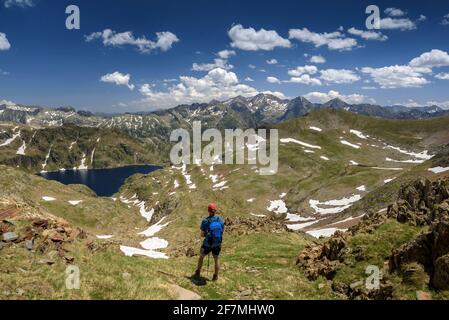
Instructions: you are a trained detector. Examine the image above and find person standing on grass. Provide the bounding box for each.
[194,203,224,281]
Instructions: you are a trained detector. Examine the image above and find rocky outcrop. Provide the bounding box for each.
[385,179,449,290]
[387,179,449,226]
[296,232,347,280]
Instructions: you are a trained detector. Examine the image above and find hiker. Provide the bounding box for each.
[194,203,225,281]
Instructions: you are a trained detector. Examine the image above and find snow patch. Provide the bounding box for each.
[309,126,322,132]
[306,227,347,238]
[96,235,114,239]
[309,194,362,215]
[280,138,321,149]
[340,140,361,149]
[350,130,368,140]
[68,200,82,206]
[42,196,56,202]
[428,166,449,174]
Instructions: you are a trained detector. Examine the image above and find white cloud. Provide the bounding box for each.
[427,100,449,109]
[0,99,15,105]
[286,74,322,86]
[100,71,135,90]
[379,17,416,31]
[266,58,278,65]
[347,27,388,41]
[289,28,357,51]
[4,0,34,8]
[137,68,265,109]
[436,72,449,80]
[385,8,406,17]
[0,33,11,51]
[361,49,449,89]
[361,65,430,89]
[248,64,256,69]
[192,58,233,72]
[319,69,360,84]
[192,49,236,72]
[409,49,449,68]
[288,65,318,77]
[245,77,254,82]
[85,29,179,53]
[442,13,449,25]
[304,90,375,104]
[267,76,281,84]
[217,49,236,59]
[228,24,291,51]
[309,55,326,64]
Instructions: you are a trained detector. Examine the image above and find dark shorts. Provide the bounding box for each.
[201,245,221,256]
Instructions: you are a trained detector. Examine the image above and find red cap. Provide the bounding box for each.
[208,203,218,213]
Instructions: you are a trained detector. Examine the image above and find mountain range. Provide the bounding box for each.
[1,94,448,142]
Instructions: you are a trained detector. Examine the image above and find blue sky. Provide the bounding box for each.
[1,0,449,113]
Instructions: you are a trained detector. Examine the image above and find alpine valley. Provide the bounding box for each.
[1,94,449,300]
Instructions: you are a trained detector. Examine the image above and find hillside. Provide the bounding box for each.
[0,123,166,173]
[1,109,449,300]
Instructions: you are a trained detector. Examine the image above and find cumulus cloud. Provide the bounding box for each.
[137,68,265,109]
[228,24,291,51]
[347,27,388,41]
[266,76,281,84]
[286,74,322,86]
[361,65,430,89]
[385,8,406,17]
[245,77,254,82]
[379,17,417,31]
[288,65,318,77]
[266,58,278,65]
[289,27,357,51]
[319,69,360,84]
[0,32,11,51]
[192,58,233,72]
[361,49,449,89]
[85,29,179,53]
[442,13,449,25]
[100,71,135,90]
[304,90,375,104]
[192,49,237,72]
[409,49,449,68]
[4,0,34,8]
[217,49,236,59]
[436,72,449,80]
[309,55,326,64]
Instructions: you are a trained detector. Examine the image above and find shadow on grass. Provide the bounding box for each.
[187,275,208,287]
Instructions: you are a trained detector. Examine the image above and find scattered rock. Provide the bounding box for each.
[2,232,18,242]
[239,289,252,297]
[25,239,33,251]
[169,284,201,300]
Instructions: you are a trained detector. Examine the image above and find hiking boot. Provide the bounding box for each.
[212,274,218,281]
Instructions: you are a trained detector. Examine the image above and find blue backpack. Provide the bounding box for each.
[206,217,223,248]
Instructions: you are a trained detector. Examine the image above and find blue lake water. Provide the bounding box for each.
[39,165,161,197]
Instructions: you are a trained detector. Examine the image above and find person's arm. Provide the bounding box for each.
[200,219,207,237]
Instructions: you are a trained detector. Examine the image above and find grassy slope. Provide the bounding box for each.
[0,123,164,173]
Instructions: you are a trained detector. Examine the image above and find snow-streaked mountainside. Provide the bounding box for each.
[1,94,448,141]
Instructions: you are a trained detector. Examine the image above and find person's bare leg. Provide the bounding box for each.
[195,249,205,276]
[213,255,219,280]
